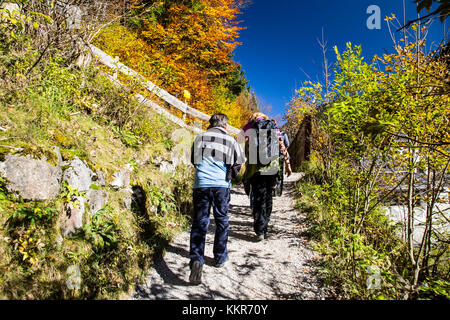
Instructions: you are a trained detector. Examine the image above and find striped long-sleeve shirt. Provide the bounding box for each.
[191,127,245,189]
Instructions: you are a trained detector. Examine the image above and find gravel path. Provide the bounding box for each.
[132,172,331,300]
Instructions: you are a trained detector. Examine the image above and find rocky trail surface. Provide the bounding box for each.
[132,172,331,300]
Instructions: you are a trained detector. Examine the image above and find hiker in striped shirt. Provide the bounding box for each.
[188,113,245,285]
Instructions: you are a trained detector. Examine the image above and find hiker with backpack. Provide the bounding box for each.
[242,113,292,241]
[188,113,245,285]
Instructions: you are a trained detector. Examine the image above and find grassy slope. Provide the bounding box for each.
[0,38,194,299]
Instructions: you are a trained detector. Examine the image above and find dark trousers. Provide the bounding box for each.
[189,187,230,267]
[250,173,277,236]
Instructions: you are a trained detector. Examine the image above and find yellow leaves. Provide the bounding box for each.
[95,0,244,118]
[382,54,393,64]
[409,23,426,32]
[12,227,42,266]
[384,13,396,21]
[15,72,26,80]
[183,90,191,101]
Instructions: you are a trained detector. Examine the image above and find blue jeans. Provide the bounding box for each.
[189,187,230,267]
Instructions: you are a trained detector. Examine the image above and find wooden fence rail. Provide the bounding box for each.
[88,44,241,136]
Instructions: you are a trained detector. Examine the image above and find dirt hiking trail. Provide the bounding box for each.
[132,172,331,300]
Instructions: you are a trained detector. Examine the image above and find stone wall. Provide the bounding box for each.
[0,153,131,237]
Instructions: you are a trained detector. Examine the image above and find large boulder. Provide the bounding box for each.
[0,3,20,19]
[159,161,176,175]
[93,170,106,186]
[60,157,95,236]
[109,165,131,189]
[62,196,86,237]
[0,155,61,200]
[63,156,93,192]
[87,189,108,215]
[116,188,133,210]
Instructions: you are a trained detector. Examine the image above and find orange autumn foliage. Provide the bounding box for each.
[94,0,251,128]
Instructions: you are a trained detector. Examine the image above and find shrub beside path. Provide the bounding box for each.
[132,172,331,300]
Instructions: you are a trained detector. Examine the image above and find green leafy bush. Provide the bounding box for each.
[7,204,57,228]
[296,161,405,299]
[72,206,121,252]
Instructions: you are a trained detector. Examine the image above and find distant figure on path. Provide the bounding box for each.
[271,119,290,197]
[189,113,245,285]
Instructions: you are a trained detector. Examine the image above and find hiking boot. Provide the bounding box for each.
[214,256,229,268]
[256,234,265,242]
[189,261,203,285]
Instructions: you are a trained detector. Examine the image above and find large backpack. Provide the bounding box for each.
[250,119,280,175]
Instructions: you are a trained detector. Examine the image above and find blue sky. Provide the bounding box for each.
[233,0,448,123]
